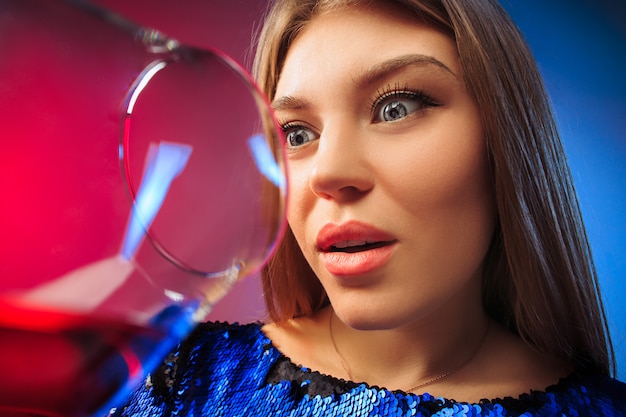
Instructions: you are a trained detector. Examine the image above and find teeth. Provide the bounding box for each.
[332,240,369,249]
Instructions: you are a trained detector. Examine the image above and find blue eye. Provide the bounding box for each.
[284,126,316,148]
[379,100,413,121]
[371,88,439,123]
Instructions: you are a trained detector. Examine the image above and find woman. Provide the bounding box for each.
[112,0,626,415]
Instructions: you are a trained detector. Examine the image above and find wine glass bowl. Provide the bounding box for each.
[121,47,284,281]
[0,1,286,416]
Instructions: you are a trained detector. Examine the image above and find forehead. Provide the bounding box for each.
[275,4,461,97]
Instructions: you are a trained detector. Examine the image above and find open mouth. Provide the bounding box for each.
[316,221,397,264]
[320,237,396,275]
[328,241,392,253]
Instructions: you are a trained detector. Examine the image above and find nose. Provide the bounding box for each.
[308,123,374,201]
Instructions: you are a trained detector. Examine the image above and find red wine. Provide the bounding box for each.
[0,298,196,417]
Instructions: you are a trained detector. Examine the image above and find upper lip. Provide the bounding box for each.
[316,220,397,252]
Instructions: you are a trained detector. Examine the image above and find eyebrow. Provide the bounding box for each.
[271,95,309,112]
[356,53,457,88]
[271,53,456,112]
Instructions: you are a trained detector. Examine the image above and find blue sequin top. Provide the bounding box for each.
[111,322,626,416]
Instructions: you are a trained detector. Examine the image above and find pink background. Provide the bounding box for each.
[0,0,271,324]
[92,0,273,323]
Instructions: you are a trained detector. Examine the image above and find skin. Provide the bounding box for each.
[263,3,571,402]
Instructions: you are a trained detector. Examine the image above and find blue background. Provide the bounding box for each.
[502,0,626,378]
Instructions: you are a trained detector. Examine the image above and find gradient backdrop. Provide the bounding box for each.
[94,0,625,379]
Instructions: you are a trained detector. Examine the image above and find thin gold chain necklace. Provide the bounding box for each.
[328,312,490,393]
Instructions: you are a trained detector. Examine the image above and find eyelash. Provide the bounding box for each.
[279,121,307,136]
[279,120,317,149]
[277,84,440,148]
[369,83,440,119]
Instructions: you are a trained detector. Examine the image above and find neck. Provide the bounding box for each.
[327,299,490,391]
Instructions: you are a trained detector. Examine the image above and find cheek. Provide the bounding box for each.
[285,163,308,218]
[421,146,491,211]
[285,162,312,243]
[381,125,495,247]
[391,116,491,210]
[435,152,495,250]
[424,142,495,263]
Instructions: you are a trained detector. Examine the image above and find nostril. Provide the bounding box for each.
[310,181,372,201]
[308,165,374,201]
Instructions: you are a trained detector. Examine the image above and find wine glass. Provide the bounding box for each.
[0,1,286,416]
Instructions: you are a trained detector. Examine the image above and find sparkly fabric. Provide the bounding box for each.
[110,322,626,416]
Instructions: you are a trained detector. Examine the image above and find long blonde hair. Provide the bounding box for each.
[253,0,615,376]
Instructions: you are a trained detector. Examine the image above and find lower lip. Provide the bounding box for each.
[321,244,395,276]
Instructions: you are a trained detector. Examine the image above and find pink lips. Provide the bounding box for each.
[316,221,396,276]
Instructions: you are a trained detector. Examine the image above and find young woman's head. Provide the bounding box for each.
[254,0,614,375]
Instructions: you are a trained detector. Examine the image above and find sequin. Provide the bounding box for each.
[111,322,626,417]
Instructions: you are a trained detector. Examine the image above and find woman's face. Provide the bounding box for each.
[272,4,495,330]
